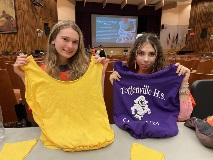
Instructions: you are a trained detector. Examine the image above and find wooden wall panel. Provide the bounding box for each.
[185,0,213,53]
[0,0,58,54]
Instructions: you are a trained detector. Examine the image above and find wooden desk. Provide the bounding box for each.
[0,123,212,160]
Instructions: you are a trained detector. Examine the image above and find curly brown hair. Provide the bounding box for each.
[127,33,167,73]
[44,20,90,81]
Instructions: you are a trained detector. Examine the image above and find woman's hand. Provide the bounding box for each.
[95,57,109,74]
[13,54,29,81]
[175,63,190,84]
[95,57,109,95]
[109,71,121,85]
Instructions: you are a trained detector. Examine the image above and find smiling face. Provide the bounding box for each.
[51,27,79,64]
[135,42,157,74]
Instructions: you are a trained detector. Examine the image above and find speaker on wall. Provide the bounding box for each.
[201,28,207,39]
[44,23,50,36]
[161,24,164,29]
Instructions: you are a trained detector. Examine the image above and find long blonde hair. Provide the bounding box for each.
[44,20,90,80]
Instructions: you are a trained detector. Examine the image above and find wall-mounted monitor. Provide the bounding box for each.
[91,14,138,48]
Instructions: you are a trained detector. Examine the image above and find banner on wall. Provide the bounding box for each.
[172,35,175,45]
[175,33,178,45]
[201,28,207,39]
[0,0,17,33]
[167,33,170,45]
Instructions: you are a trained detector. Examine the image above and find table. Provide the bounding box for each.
[0,123,212,160]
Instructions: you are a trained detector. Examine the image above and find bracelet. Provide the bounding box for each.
[180,85,189,89]
[179,89,190,95]
[181,82,189,85]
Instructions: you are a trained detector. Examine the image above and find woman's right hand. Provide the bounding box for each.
[13,54,29,80]
[109,71,121,85]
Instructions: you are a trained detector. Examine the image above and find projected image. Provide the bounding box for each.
[92,15,138,47]
[116,18,136,43]
[96,17,119,42]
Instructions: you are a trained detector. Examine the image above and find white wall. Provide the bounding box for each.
[161,7,179,25]
[57,0,75,22]
[161,4,191,26]
[178,4,191,25]
[160,3,191,49]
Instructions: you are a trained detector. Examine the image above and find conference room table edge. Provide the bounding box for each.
[0,122,212,160]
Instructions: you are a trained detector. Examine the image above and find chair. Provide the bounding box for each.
[190,59,200,71]
[190,79,213,119]
[0,69,18,123]
[5,63,22,89]
[200,74,213,79]
[189,60,213,87]
[195,60,213,74]
[189,73,203,87]
[176,59,194,70]
[106,61,115,71]
[4,62,34,122]
[0,60,6,69]
[168,58,176,64]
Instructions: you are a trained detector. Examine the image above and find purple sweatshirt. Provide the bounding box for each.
[113,61,184,139]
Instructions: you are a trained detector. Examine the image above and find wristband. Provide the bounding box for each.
[180,85,189,89]
[179,89,190,95]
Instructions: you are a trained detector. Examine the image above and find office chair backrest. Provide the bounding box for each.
[190,79,213,119]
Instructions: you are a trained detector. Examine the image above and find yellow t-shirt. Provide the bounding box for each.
[0,139,38,160]
[131,143,165,160]
[21,56,114,151]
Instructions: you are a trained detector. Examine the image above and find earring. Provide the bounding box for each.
[52,44,56,50]
[134,62,137,70]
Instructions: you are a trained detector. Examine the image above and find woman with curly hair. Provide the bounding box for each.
[110,33,195,124]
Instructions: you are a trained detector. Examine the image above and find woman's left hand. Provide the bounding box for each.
[95,57,109,74]
[175,63,190,84]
